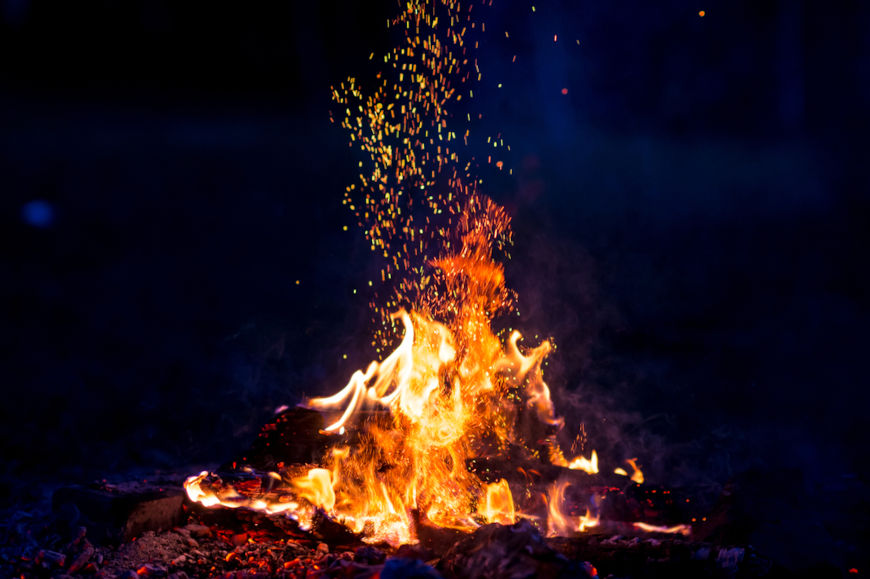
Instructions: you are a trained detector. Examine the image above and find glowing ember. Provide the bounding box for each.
[185,0,684,546]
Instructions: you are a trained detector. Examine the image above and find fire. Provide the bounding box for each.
[546,482,599,537]
[185,235,596,543]
[184,0,685,546]
[293,469,335,512]
[480,479,515,525]
[297,267,568,540]
[614,458,644,484]
[567,450,599,475]
[632,522,691,536]
[579,508,600,533]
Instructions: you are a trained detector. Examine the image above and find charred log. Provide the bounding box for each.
[52,481,184,543]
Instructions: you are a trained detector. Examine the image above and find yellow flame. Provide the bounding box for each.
[184,472,304,519]
[613,458,644,484]
[567,450,598,474]
[579,508,600,532]
[301,298,562,541]
[293,468,335,512]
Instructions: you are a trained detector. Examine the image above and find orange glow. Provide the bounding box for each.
[546,481,599,537]
[567,450,598,474]
[698,10,706,17]
[632,522,691,536]
[626,458,644,484]
[293,468,335,512]
[481,479,516,525]
[614,458,644,484]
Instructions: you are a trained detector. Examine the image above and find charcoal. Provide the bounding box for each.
[382,557,444,579]
[67,541,95,573]
[310,508,362,545]
[183,523,213,538]
[416,517,468,555]
[230,406,330,471]
[439,520,585,579]
[37,548,67,567]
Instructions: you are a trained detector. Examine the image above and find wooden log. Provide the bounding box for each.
[53,483,184,543]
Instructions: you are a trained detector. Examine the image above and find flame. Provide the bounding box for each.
[185,242,597,544]
[545,482,599,537]
[183,0,679,545]
[579,508,600,533]
[626,458,644,484]
[613,458,644,484]
[546,483,571,537]
[567,450,598,474]
[632,522,691,536]
[293,469,335,512]
[299,291,565,540]
[184,471,303,518]
[480,479,515,525]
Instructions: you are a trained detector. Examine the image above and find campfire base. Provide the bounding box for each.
[0,477,786,579]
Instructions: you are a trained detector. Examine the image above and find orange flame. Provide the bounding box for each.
[579,508,600,533]
[632,522,691,536]
[299,289,565,540]
[614,458,644,484]
[183,0,675,546]
[546,482,599,537]
[293,469,335,513]
[567,450,599,475]
[480,479,515,525]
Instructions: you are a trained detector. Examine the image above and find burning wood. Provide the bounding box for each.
[2,479,774,578]
[169,0,683,549]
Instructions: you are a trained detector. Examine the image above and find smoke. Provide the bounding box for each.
[502,201,747,509]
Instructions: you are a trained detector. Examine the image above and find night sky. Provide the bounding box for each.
[1,0,869,572]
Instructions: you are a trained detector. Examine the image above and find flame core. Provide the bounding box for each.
[299,236,568,541]
[567,450,599,475]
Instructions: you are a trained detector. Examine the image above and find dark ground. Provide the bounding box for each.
[1,0,869,575]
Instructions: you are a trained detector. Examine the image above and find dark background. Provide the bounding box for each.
[1,0,868,573]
